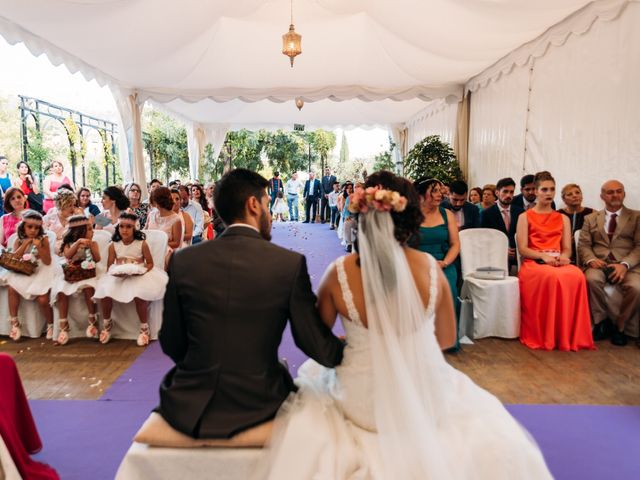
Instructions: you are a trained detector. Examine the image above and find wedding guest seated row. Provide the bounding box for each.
[145,186,183,253]
[96,186,130,234]
[578,180,640,347]
[516,171,594,351]
[442,180,480,230]
[0,187,28,247]
[43,189,84,252]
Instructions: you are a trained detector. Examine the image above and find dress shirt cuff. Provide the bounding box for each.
[621,262,630,270]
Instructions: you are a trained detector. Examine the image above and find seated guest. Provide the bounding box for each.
[156,168,343,439]
[558,183,594,264]
[468,187,482,205]
[578,180,640,347]
[126,183,149,229]
[516,172,593,351]
[178,185,204,244]
[94,212,168,346]
[513,173,557,211]
[413,178,461,350]
[477,184,497,212]
[96,186,130,234]
[43,189,83,253]
[480,177,523,270]
[77,187,101,219]
[171,189,192,247]
[441,180,480,230]
[0,187,27,247]
[145,186,183,252]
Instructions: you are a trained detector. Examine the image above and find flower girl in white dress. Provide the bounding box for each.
[51,214,101,345]
[6,210,55,341]
[93,212,168,346]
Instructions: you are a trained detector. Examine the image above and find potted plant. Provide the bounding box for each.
[403,135,463,184]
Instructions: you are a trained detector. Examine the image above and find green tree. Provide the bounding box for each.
[403,135,462,184]
[372,136,396,172]
[26,127,54,188]
[339,132,349,165]
[142,110,189,183]
[86,160,103,193]
[201,143,225,181]
[0,96,21,164]
[223,129,268,172]
[310,129,336,173]
[264,130,306,176]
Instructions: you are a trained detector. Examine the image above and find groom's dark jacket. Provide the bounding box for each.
[157,225,344,438]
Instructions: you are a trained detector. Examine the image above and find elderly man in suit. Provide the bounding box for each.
[578,180,640,347]
[157,168,344,439]
[442,180,480,230]
[480,177,524,270]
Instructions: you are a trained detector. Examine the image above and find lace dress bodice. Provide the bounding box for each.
[334,254,438,432]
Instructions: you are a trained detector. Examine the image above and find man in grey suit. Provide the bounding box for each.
[578,180,640,347]
[157,168,344,439]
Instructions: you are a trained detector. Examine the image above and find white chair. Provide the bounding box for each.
[52,230,111,340]
[458,228,521,339]
[104,230,168,341]
[575,231,639,337]
[0,231,56,338]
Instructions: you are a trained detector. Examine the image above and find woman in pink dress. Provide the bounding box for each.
[0,188,28,248]
[144,187,183,267]
[516,171,594,351]
[42,160,73,213]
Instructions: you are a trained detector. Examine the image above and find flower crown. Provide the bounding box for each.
[347,186,408,214]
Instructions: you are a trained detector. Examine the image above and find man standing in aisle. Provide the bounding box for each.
[303,172,321,223]
[320,167,337,224]
[268,172,283,214]
[285,172,302,222]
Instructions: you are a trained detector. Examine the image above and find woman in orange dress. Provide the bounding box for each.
[516,171,594,351]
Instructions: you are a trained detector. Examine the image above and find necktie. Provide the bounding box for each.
[501,208,510,231]
[608,213,617,240]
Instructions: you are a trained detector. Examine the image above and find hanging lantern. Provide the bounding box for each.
[282,0,302,67]
[295,97,304,110]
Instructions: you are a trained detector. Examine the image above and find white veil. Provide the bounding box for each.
[358,210,465,478]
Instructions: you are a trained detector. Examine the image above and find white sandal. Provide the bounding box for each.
[136,323,150,347]
[99,318,113,344]
[46,323,54,340]
[57,321,70,345]
[86,314,99,339]
[9,317,21,342]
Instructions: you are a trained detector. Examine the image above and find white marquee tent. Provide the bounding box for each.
[0,0,638,207]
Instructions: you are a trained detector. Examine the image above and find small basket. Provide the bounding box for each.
[62,262,97,283]
[0,251,37,275]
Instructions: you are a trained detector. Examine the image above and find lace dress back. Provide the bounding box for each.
[334,254,438,432]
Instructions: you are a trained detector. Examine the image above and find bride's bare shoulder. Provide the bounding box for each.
[404,247,430,267]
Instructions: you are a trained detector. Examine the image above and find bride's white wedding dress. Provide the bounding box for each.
[254,212,552,479]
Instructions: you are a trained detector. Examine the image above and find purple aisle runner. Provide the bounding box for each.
[27,223,640,480]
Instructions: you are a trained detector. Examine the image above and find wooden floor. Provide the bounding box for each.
[0,337,145,400]
[1,335,639,404]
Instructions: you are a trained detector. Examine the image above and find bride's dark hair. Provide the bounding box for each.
[364,171,423,244]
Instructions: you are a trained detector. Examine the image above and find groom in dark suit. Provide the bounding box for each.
[302,171,322,223]
[157,168,344,439]
[320,167,337,224]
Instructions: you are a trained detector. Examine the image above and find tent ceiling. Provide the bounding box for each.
[0,0,593,127]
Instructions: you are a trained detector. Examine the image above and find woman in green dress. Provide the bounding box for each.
[413,178,461,350]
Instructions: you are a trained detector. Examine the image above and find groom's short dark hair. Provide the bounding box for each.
[214,168,269,224]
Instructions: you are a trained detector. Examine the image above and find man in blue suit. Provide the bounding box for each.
[480,177,524,269]
[302,172,321,223]
[442,180,480,230]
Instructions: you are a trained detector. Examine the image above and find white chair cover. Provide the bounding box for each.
[116,442,264,480]
[459,228,520,339]
[575,231,639,337]
[0,231,57,338]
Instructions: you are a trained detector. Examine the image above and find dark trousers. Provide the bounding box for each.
[320,196,330,222]
[330,206,340,226]
[305,197,318,222]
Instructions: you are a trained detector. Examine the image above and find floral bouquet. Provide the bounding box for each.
[63,248,97,282]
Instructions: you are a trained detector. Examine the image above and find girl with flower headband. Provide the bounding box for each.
[6,210,55,341]
[93,212,168,346]
[50,214,102,345]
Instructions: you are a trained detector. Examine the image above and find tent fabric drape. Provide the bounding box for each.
[405,100,457,151]
[454,93,471,179]
[466,0,640,209]
[186,123,230,181]
[113,89,148,196]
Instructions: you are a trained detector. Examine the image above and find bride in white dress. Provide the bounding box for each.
[254,171,552,479]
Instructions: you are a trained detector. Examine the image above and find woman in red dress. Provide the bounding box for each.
[516,171,594,351]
